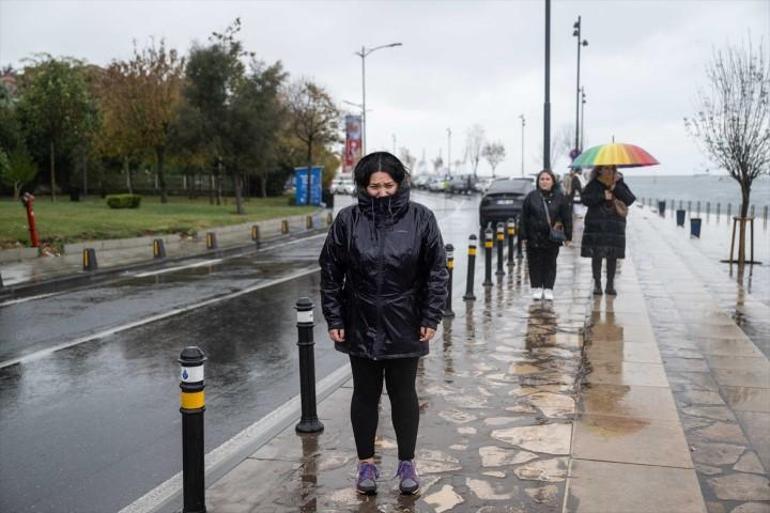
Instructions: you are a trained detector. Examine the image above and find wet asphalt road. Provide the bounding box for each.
[0,191,481,513]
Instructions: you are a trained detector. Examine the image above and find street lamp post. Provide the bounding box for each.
[518,114,526,177]
[543,0,551,170]
[355,42,403,155]
[580,87,586,151]
[573,16,588,154]
[447,128,452,176]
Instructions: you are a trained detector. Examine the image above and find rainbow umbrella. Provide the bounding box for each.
[569,142,659,169]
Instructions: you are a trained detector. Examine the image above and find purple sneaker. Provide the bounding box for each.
[356,462,379,495]
[396,460,420,495]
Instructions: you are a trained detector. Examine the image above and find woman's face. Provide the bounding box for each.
[597,166,615,176]
[538,172,554,191]
[367,171,399,198]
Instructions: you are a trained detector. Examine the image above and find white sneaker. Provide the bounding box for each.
[531,288,543,300]
[543,289,554,301]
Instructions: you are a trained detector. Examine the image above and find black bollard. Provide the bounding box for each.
[206,232,217,250]
[763,206,768,223]
[727,203,732,218]
[153,238,166,259]
[657,200,666,217]
[697,201,701,215]
[506,218,515,268]
[717,203,721,219]
[251,225,260,249]
[306,215,313,230]
[444,244,455,318]
[281,219,289,234]
[688,200,692,214]
[326,212,333,226]
[483,227,493,287]
[82,248,98,271]
[463,234,477,301]
[516,219,523,258]
[690,218,702,238]
[495,222,505,276]
[706,202,711,217]
[295,298,324,433]
[676,209,686,227]
[179,346,207,513]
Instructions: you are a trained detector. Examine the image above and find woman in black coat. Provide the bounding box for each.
[518,169,573,301]
[319,152,448,496]
[581,165,636,295]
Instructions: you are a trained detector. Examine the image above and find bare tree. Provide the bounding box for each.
[466,124,485,176]
[398,147,416,171]
[286,78,340,204]
[481,141,506,178]
[685,39,770,266]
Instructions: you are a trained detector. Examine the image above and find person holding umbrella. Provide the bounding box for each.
[573,142,657,295]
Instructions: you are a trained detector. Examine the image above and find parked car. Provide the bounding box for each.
[410,174,432,190]
[447,174,478,195]
[478,177,534,228]
[427,176,449,192]
[329,175,356,195]
[473,177,495,194]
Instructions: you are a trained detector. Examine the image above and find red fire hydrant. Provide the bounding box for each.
[20,192,40,248]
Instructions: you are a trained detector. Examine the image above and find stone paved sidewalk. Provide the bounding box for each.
[200,215,729,513]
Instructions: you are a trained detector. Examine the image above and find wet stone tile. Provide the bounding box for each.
[490,423,572,455]
[733,451,765,474]
[682,405,739,423]
[675,389,727,406]
[691,442,746,466]
[707,474,770,501]
[513,457,568,482]
[664,357,711,373]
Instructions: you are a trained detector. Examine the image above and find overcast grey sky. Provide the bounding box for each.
[1,0,768,176]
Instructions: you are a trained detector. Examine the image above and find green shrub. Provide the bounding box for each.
[106,194,142,209]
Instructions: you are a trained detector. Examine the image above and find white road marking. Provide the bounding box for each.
[132,259,223,278]
[0,266,320,370]
[0,292,57,307]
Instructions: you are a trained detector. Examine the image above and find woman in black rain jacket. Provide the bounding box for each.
[518,169,573,301]
[319,152,448,496]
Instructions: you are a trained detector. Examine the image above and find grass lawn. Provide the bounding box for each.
[0,195,317,249]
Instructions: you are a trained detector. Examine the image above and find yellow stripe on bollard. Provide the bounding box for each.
[180,391,205,410]
[83,250,89,268]
[468,247,477,256]
[447,260,455,269]
[484,241,493,248]
[497,234,504,241]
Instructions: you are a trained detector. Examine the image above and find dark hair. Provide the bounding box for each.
[353,151,409,188]
[536,169,557,191]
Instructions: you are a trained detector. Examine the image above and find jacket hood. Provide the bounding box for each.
[356,185,411,222]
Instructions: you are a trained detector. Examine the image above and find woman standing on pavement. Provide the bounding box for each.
[518,169,572,301]
[580,165,636,295]
[319,152,448,496]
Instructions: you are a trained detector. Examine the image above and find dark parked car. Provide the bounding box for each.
[447,174,477,195]
[478,177,534,228]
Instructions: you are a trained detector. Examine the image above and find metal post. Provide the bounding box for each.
[444,244,455,318]
[717,203,721,219]
[727,203,732,218]
[763,205,768,223]
[153,239,166,259]
[463,234,477,301]
[696,201,701,215]
[206,232,217,250]
[251,225,260,249]
[295,298,324,433]
[506,218,515,268]
[543,0,551,170]
[281,219,289,234]
[495,222,505,276]
[82,248,98,271]
[750,205,755,218]
[678,199,682,210]
[483,227,493,287]
[688,200,692,215]
[179,346,207,513]
[306,215,313,230]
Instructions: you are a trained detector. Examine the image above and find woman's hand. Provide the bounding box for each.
[604,189,614,200]
[329,329,345,343]
[419,326,436,342]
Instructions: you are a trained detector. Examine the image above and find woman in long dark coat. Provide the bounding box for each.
[319,152,448,496]
[581,165,636,295]
[518,169,573,301]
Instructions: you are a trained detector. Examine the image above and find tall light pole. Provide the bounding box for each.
[392,134,396,154]
[580,87,586,151]
[573,16,588,154]
[354,42,403,155]
[518,114,526,177]
[543,0,551,170]
[447,128,452,176]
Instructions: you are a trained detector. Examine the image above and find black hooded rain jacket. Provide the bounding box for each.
[319,186,448,360]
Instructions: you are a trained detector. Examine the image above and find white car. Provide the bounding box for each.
[330,176,356,195]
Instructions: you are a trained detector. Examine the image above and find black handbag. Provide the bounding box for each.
[542,195,566,244]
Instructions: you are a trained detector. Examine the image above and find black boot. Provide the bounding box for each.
[592,257,603,295]
[605,258,617,295]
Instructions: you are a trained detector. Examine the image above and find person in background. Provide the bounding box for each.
[565,168,584,214]
[580,165,636,295]
[518,169,573,301]
[319,151,448,496]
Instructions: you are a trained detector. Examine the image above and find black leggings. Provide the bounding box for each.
[349,355,420,461]
[592,256,617,283]
[527,246,560,289]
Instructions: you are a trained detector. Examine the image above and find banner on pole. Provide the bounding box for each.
[294,166,323,206]
[344,115,362,172]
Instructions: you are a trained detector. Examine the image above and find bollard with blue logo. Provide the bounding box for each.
[690,218,702,238]
[463,234,477,301]
[295,298,324,433]
[444,244,455,318]
[179,346,207,513]
[676,209,686,227]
